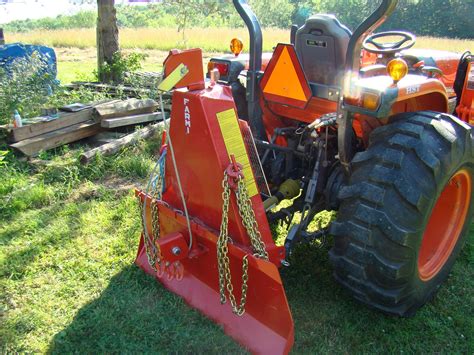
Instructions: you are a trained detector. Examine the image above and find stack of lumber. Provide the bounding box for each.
[6,98,168,157]
[96,98,164,128]
[7,101,107,157]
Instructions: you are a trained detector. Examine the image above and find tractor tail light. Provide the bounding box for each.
[467,64,474,90]
[208,61,229,77]
[230,38,244,56]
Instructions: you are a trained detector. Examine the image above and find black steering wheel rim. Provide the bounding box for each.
[363,31,416,54]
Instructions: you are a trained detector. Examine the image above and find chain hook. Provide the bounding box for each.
[225,154,244,190]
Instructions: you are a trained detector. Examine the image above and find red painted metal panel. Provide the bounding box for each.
[135,83,294,354]
[162,85,283,262]
[163,48,205,91]
[457,61,474,124]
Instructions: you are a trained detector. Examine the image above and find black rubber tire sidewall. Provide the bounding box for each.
[329,111,474,316]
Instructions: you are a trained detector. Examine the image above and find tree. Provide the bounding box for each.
[163,0,231,44]
[97,0,119,83]
[249,0,294,28]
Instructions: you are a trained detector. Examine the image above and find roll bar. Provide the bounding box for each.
[232,0,399,153]
[344,0,399,82]
[233,0,266,140]
[339,0,399,173]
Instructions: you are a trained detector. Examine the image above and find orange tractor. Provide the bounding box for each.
[136,0,473,353]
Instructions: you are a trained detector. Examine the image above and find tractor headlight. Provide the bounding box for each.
[345,91,380,111]
[387,58,408,83]
[362,92,381,110]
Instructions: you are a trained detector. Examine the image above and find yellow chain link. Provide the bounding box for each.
[236,177,269,260]
[217,171,269,316]
[138,173,164,272]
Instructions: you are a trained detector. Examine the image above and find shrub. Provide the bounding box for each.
[0,52,58,124]
[98,51,147,84]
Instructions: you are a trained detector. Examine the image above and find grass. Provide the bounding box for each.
[11,28,472,84]
[1,131,473,353]
[53,48,217,84]
[1,31,473,353]
[8,27,474,53]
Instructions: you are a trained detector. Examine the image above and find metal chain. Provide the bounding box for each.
[139,159,165,271]
[236,177,269,260]
[217,171,269,316]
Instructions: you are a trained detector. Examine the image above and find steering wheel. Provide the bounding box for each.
[363,31,416,54]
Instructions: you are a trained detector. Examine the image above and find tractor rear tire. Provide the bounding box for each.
[329,111,474,316]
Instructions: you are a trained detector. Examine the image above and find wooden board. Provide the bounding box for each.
[80,121,166,164]
[94,98,158,119]
[10,120,102,157]
[101,112,165,128]
[7,99,120,143]
[8,109,93,143]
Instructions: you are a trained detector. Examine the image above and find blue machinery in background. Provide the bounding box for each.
[0,42,57,80]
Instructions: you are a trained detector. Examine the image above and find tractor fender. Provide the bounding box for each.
[345,75,449,118]
[388,77,449,115]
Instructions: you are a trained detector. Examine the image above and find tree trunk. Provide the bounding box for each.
[97,0,119,83]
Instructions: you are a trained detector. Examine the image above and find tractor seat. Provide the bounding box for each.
[295,15,351,88]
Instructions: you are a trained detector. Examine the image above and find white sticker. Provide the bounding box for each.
[407,85,421,95]
[184,98,191,134]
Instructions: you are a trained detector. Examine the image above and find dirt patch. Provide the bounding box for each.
[66,176,139,203]
[100,175,138,193]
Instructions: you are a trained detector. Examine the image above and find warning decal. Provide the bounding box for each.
[216,108,259,197]
[260,43,312,109]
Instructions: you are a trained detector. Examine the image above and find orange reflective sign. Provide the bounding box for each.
[261,44,312,109]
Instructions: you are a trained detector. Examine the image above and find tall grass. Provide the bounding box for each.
[8,28,474,53]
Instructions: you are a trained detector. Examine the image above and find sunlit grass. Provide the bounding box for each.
[1,136,472,353]
[1,27,473,353]
[8,27,474,53]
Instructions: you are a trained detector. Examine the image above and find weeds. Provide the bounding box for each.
[0,129,158,222]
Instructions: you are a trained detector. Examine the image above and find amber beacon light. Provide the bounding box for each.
[387,58,408,83]
[230,38,244,56]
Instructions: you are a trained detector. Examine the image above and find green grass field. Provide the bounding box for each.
[7,27,474,84]
[1,134,473,354]
[8,27,474,53]
[1,30,473,353]
[53,48,217,84]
